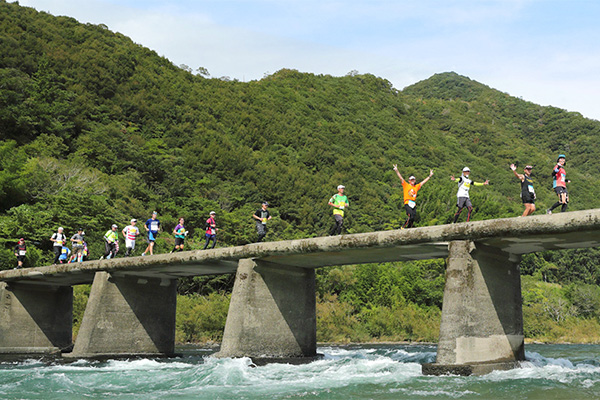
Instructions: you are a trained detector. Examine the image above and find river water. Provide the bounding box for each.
[0,343,599,399]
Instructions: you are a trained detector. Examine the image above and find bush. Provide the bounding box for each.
[175,292,230,343]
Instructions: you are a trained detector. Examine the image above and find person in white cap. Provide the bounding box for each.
[50,227,66,264]
[328,185,349,235]
[101,224,119,259]
[451,167,489,223]
[203,211,217,249]
[393,165,434,228]
[122,219,140,257]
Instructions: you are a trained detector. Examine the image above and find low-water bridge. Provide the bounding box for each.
[2,209,600,375]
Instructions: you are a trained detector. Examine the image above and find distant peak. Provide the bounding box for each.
[403,72,493,101]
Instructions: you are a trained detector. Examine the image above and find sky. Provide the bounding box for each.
[14,0,600,120]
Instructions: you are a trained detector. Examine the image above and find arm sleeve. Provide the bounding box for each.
[473,182,485,186]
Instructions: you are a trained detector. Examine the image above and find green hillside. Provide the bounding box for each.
[3,0,600,343]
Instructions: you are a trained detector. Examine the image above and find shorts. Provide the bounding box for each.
[73,246,84,255]
[16,256,25,263]
[147,231,158,243]
[174,237,185,246]
[125,239,136,249]
[457,197,472,209]
[554,186,567,195]
[522,195,535,204]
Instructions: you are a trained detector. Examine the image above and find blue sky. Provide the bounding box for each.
[15,0,600,120]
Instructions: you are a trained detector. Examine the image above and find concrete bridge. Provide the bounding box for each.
[2,209,600,375]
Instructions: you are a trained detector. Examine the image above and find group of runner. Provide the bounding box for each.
[12,155,570,267]
[13,204,275,268]
[327,154,570,234]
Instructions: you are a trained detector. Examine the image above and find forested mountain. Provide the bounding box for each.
[3,0,600,342]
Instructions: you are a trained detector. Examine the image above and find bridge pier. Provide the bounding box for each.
[215,258,318,362]
[423,240,524,376]
[64,271,177,359]
[0,282,73,355]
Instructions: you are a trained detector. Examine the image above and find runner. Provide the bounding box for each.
[82,241,89,261]
[14,238,26,269]
[328,185,349,235]
[122,219,140,256]
[546,154,570,214]
[70,228,85,262]
[50,227,67,264]
[203,212,217,250]
[393,165,434,228]
[101,224,119,260]
[253,202,272,242]
[451,167,489,223]
[172,217,188,252]
[142,211,161,256]
[510,164,536,216]
[58,245,71,264]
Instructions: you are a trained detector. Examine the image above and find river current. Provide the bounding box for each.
[0,343,598,399]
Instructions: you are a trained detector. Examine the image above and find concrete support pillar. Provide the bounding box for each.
[423,240,524,376]
[215,258,317,361]
[65,271,176,358]
[0,282,73,354]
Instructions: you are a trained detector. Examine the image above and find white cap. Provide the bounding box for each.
[408,176,416,180]
[337,185,345,189]
[210,211,216,215]
[462,167,470,172]
[111,224,118,228]
[131,219,137,223]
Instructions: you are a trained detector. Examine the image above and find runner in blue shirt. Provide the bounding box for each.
[142,211,160,256]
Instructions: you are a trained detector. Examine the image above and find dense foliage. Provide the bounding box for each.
[3,1,600,343]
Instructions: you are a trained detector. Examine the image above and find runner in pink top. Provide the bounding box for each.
[203,211,217,250]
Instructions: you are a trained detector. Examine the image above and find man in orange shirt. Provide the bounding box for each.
[393,164,434,228]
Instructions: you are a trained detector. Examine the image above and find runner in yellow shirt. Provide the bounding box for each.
[393,164,433,228]
[328,185,349,235]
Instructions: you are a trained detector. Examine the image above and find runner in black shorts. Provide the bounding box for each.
[14,238,26,268]
[510,164,536,216]
[547,154,570,214]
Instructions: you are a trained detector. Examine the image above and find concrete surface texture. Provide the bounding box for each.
[0,282,72,353]
[64,272,177,358]
[1,209,600,285]
[215,258,317,359]
[426,241,524,374]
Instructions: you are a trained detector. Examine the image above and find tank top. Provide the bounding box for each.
[521,175,535,199]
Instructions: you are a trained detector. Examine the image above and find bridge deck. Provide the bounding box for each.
[1,209,600,286]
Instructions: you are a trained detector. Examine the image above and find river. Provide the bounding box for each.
[0,343,599,399]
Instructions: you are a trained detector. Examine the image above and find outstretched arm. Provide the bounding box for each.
[393,164,404,183]
[420,169,434,186]
[473,180,490,186]
[510,164,524,181]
